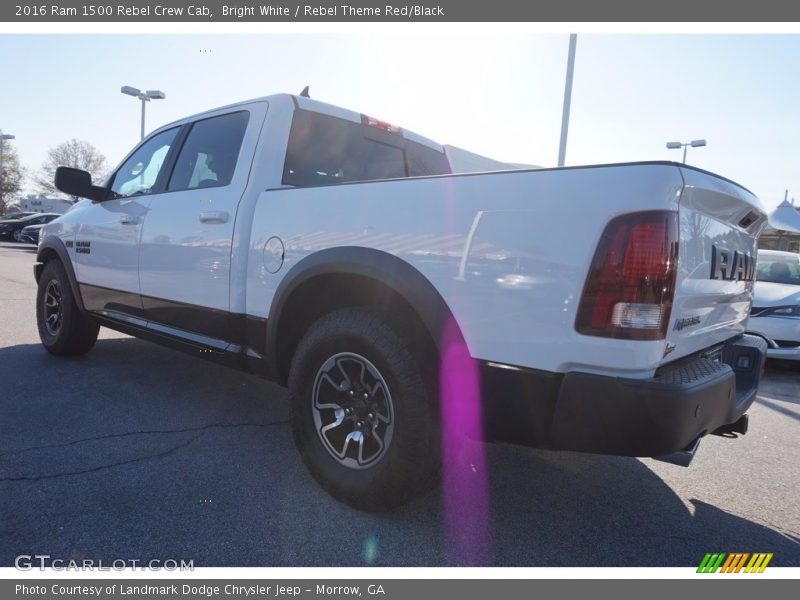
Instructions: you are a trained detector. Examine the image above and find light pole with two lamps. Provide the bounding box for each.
[666,139,706,163]
[121,86,166,140]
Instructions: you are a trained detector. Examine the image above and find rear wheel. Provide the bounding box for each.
[36,260,99,356]
[288,308,440,511]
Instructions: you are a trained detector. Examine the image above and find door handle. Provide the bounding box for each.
[199,211,229,224]
[119,215,140,225]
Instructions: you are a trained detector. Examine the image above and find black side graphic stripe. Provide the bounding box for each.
[79,283,268,356]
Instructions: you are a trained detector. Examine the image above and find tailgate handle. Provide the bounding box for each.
[199,211,229,224]
[119,215,140,225]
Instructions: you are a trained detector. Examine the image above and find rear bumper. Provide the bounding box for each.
[481,334,767,458]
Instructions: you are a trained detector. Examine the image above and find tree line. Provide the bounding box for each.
[0,133,108,215]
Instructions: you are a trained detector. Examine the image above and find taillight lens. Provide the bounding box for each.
[575,210,679,340]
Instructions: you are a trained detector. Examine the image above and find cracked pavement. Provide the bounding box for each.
[1,241,799,566]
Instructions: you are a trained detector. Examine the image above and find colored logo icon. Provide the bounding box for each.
[697,553,773,573]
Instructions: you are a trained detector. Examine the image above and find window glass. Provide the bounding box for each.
[756,258,800,286]
[26,215,54,225]
[168,111,249,191]
[282,109,451,187]
[407,140,452,176]
[110,127,179,198]
[362,140,406,180]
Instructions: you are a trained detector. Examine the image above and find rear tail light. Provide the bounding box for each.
[575,210,679,340]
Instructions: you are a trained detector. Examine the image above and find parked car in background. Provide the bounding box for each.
[0,211,36,220]
[748,249,800,361]
[0,213,60,241]
[18,223,46,245]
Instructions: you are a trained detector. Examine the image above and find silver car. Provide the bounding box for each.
[748,249,800,361]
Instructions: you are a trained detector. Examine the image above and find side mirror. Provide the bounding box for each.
[54,167,108,202]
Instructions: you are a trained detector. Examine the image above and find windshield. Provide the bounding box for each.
[756,256,800,286]
[15,213,55,224]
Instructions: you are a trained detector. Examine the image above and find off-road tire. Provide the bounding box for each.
[288,308,440,511]
[36,260,99,356]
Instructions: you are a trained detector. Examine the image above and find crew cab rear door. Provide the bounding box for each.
[137,102,267,343]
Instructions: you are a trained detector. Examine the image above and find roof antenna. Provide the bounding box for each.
[299,86,310,98]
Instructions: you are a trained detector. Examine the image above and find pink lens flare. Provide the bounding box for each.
[439,317,490,565]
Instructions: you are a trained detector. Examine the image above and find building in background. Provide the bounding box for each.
[760,199,800,253]
[11,195,72,215]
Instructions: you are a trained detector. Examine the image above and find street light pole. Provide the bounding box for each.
[666,139,706,164]
[558,34,578,167]
[140,96,146,141]
[121,86,166,140]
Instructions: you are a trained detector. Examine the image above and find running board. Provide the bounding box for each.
[652,437,702,467]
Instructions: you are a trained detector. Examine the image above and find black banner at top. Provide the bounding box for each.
[3,0,800,22]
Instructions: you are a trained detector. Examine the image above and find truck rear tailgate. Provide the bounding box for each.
[666,167,768,363]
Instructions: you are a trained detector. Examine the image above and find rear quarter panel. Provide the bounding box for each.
[246,164,685,376]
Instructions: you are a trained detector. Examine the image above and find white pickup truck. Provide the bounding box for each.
[36,93,768,510]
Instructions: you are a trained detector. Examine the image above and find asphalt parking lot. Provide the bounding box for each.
[0,241,798,567]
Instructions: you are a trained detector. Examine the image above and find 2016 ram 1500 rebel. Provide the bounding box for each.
[35,93,768,510]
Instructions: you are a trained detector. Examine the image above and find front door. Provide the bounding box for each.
[75,126,181,320]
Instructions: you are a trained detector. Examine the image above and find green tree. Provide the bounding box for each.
[35,139,108,203]
[0,135,25,216]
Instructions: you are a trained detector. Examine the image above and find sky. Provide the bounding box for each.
[0,33,798,211]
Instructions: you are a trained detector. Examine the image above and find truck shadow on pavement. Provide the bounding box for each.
[0,337,797,567]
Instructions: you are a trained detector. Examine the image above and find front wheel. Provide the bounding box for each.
[288,308,440,511]
[36,260,99,356]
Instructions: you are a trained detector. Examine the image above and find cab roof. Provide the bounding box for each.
[154,93,445,153]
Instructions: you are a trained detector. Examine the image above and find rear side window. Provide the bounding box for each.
[282,109,450,187]
[168,111,249,191]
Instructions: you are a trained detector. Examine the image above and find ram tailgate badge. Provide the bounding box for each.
[710,245,755,281]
